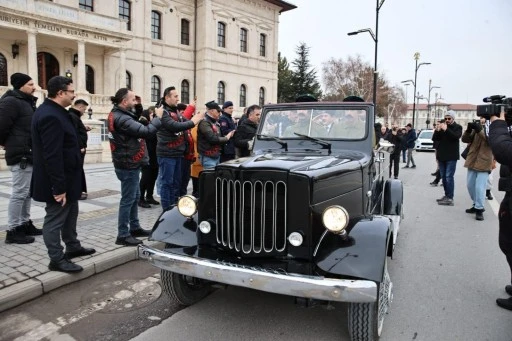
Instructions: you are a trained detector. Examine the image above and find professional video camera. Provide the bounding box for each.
[477,95,512,122]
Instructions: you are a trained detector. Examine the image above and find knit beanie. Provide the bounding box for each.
[10,73,32,90]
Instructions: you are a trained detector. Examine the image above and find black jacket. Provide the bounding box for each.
[141,110,158,168]
[197,114,229,158]
[385,131,403,156]
[0,89,37,165]
[432,122,463,161]
[219,112,236,156]
[69,107,88,149]
[108,106,161,169]
[31,99,82,202]
[156,104,194,158]
[489,120,512,192]
[234,119,258,157]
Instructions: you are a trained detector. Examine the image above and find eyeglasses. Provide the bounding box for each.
[444,117,453,121]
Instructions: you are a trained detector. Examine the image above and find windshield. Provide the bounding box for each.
[260,108,367,140]
[419,131,433,139]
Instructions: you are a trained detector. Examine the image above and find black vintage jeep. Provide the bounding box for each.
[139,101,403,341]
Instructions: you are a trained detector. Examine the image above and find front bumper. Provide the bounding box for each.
[138,245,377,303]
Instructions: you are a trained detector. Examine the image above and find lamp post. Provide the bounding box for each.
[426,79,441,129]
[417,93,429,128]
[401,79,414,125]
[411,52,431,129]
[347,0,386,121]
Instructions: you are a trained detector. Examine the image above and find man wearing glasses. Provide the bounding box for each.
[432,110,463,206]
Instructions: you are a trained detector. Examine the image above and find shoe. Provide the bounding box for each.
[438,198,454,206]
[146,197,160,205]
[411,165,416,168]
[403,165,410,168]
[138,200,151,208]
[24,220,42,236]
[5,225,35,244]
[475,209,484,221]
[505,285,512,296]
[48,259,83,273]
[394,176,398,179]
[115,236,143,246]
[65,247,96,259]
[436,196,448,202]
[497,297,512,311]
[130,228,151,237]
[431,171,437,176]
[486,190,493,200]
[79,193,88,200]
[465,206,477,214]
[430,181,439,187]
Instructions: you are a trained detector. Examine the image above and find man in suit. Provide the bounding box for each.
[31,76,96,273]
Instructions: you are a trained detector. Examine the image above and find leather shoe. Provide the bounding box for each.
[497,297,512,311]
[115,236,143,246]
[65,247,96,259]
[505,285,512,296]
[49,259,83,273]
[130,228,151,237]
[138,200,151,208]
[146,197,160,205]
[79,193,88,200]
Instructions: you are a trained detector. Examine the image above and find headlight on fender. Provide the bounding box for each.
[177,195,198,217]
[322,206,349,234]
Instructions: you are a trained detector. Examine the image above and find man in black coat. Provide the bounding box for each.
[488,110,512,310]
[432,110,463,206]
[219,101,237,162]
[32,76,96,273]
[234,104,261,157]
[69,99,90,200]
[385,125,403,179]
[0,73,41,244]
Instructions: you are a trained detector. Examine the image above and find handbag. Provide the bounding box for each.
[461,145,470,160]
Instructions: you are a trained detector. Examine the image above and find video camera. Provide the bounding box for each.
[477,95,512,122]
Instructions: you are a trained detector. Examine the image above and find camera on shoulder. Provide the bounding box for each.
[477,95,512,123]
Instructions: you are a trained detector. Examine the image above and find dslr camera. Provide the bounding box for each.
[477,95,512,122]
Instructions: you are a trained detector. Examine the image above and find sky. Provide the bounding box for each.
[278,0,512,105]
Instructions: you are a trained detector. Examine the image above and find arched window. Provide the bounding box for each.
[37,52,59,89]
[151,76,161,102]
[259,34,266,57]
[181,79,190,104]
[151,11,161,40]
[126,71,132,90]
[119,0,131,31]
[259,87,265,107]
[217,22,226,48]
[240,28,248,52]
[181,19,190,45]
[85,64,94,94]
[217,81,225,105]
[239,84,247,107]
[0,53,7,86]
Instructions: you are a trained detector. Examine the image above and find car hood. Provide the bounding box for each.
[219,150,369,173]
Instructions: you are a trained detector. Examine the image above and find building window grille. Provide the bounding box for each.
[151,11,162,40]
[217,22,226,48]
[79,0,93,11]
[151,76,161,103]
[119,0,131,31]
[217,81,225,105]
[240,28,248,52]
[181,19,190,45]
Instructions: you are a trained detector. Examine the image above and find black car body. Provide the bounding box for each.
[139,102,403,341]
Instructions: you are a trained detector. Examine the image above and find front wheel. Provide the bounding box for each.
[160,269,212,306]
[348,260,392,341]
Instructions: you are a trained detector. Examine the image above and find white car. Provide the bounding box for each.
[415,129,435,151]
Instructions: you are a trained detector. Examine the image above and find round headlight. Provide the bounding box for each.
[199,221,211,234]
[177,195,197,217]
[288,232,303,247]
[322,206,349,234]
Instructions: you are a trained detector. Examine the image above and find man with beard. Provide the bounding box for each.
[234,104,261,157]
[0,72,41,244]
[108,88,163,246]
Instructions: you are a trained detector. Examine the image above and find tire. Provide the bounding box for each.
[348,259,392,341]
[160,269,212,306]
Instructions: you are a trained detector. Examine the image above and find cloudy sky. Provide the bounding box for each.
[278,0,512,105]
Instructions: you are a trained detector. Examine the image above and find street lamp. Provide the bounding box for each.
[426,79,441,129]
[411,52,431,129]
[347,0,386,120]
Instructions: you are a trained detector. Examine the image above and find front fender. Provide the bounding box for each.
[150,207,198,247]
[314,216,392,282]
[383,178,403,215]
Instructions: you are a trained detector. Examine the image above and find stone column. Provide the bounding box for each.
[118,47,126,89]
[27,30,38,86]
[77,40,86,92]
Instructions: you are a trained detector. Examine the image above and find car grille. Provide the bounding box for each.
[215,178,287,254]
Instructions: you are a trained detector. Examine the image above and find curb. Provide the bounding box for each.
[0,240,164,313]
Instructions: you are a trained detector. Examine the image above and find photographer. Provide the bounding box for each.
[488,109,512,311]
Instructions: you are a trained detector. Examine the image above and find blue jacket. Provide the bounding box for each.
[31,99,82,203]
[406,129,417,149]
[218,112,236,156]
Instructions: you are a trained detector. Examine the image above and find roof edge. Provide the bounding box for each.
[263,0,297,13]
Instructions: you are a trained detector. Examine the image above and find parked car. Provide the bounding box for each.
[415,129,435,151]
[139,102,404,341]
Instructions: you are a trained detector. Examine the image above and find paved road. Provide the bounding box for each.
[131,151,512,341]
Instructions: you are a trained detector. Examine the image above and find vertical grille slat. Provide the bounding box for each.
[216,176,287,255]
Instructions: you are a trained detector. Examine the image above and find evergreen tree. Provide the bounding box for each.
[277,52,295,103]
[290,42,322,100]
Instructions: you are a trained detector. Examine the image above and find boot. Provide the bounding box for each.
[5,225,35,244]
[146,196,160,205]
[138,199,151,208]
[24,220,43,236]
[497,297,512,311]
[475,209,484,221]
[486,190,493,200]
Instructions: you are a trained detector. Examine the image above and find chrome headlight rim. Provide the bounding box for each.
[322,205,349,234]
[177,195,198,217]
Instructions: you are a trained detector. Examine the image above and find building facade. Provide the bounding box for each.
[389,103,478,130]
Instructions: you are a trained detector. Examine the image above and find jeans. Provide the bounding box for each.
[180,159,192,196]
[466,169,489,210]
[158,157,182,210]
[115,168,142,238]
[406,148,415,167]
[199,155,220,169]
[8,163,32,228]
[439,160,457,199]
[43,201,81,262]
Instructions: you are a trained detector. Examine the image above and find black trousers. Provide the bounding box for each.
[389,153,400,178]
[140,166,159,199]
[499,193,512,284]
[80,153,87,193]
[43,201,81,262]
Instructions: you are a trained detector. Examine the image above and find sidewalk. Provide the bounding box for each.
[0,163,165,312]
